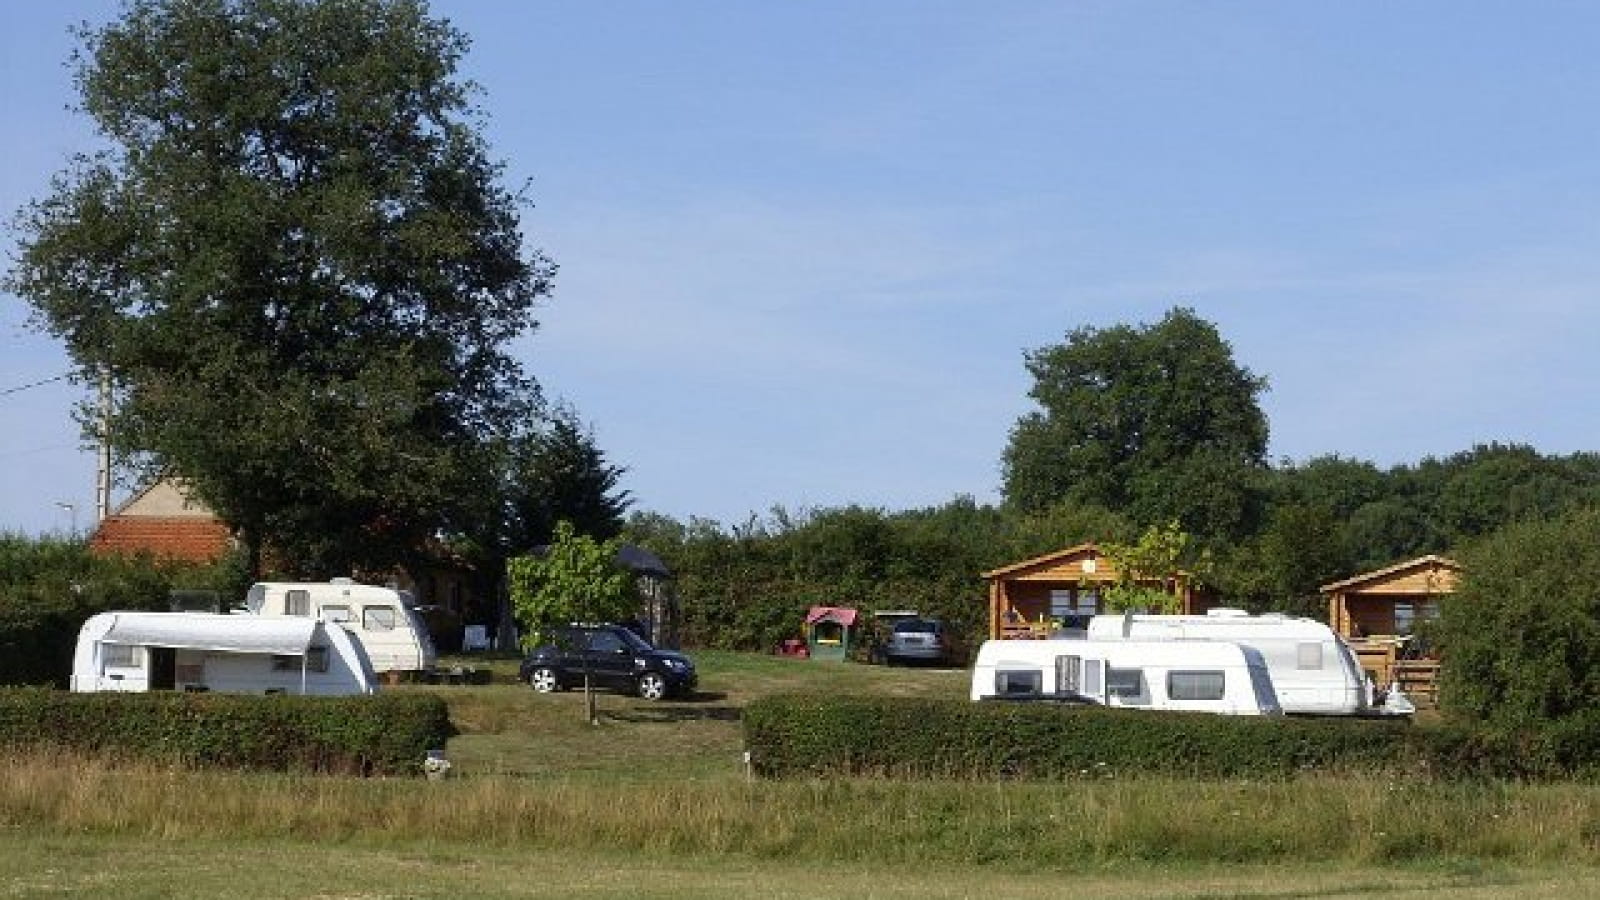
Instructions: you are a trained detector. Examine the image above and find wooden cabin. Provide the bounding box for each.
[982,543,1210,640]
[1321,555,1460,704]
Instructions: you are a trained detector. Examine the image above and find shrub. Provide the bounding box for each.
[0,689,452,776]
[743,695,1422,780]
[0,534,241,686]
[744,695,1600,782]
[1437,506,1600,731]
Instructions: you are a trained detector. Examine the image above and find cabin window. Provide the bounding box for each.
[102,644,140,669]
[1106,667,1144,699]
[322,604,353,624]
[362,606,397,631]
[1167,670,1226,701]
[995,669,1042,697]
[1055,655,1081,694]
[1392,601,1437,636]
[271,647,330,673]
[1297,642,1324,670]
[285,590,311,617]
[1049,589,1099,620]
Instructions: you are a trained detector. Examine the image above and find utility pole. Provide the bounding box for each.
[95,369,112,523]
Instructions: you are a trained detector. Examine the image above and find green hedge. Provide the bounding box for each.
[0,534,247,687]
[743,695,1600,781]
[0,689,453,776]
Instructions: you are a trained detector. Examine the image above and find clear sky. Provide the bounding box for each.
[4,1,1599,536]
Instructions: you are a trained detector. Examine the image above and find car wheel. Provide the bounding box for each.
[528,667,559,693]
[637,671,668,701]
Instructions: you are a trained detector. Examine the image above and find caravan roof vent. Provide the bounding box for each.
[330,577,354,585]
[1206,608,1251,618]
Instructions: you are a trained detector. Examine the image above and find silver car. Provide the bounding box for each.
[883,617,949,665]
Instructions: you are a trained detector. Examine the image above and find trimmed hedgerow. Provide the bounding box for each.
[744,695,1415,780]
[743,695,1600,781]
[0,689,452,776]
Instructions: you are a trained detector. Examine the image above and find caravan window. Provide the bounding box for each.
[1297,642,1324,670]
[285,590,311,616]
[362,606,397,631]
[270,648,330,673]
[1167,670,1226,701]
[1082,659,1104,696]
[322,604,353,624]
[102,644,140,669]
[1106,667,1143,698]
[995,669,1042,697]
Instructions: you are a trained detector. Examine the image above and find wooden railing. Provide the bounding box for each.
[1394,660,1440,708]
[1347,636,1439,709]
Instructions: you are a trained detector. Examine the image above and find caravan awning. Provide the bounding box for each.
[100,613,316,655]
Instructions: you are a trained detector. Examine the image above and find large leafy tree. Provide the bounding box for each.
[1001,308,1269,542]
[8,0,552,576]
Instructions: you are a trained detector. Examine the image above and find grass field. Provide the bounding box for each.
[4,652,1600,898]
[433,650,970,780]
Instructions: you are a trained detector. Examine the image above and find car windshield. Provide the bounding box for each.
[893,619,939,634]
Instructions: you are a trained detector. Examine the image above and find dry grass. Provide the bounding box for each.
[3,752,1599,869]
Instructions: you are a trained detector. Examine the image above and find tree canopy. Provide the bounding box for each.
[1001,307,1269,542]
[501,405,632,553]
[8,0,553,576]
[507,520,635,649]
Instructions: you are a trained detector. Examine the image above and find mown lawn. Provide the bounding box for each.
[2,832,1597,899]
[420,650,970,781]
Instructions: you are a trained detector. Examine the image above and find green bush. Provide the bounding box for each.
[0,689,453,776]
[1437,506,1600,730]
[743,695,1600,781]
[744,695,1417,780]
[0,534,242,686]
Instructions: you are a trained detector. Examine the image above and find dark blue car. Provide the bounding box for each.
[519,623,696,700]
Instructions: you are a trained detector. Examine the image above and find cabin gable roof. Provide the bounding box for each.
[1319,554,1461,596]
[982,543,1121,582]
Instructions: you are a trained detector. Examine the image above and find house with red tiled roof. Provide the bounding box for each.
[88,478,234,564]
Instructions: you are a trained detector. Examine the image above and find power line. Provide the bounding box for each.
[0,373,68,399]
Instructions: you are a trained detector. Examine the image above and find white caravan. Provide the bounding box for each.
[71,611,376,695]
[1086,609,1377,716]
[970,637,1283,716]
[244,580,436,675]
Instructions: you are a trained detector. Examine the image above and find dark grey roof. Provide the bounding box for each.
[616,544,671,578]
[525,542,671,578]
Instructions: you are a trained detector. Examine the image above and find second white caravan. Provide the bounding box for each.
[245,580,435,675]
[970,637,1283,716]
[1085,609,1376,715]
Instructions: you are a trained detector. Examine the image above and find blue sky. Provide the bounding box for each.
[4,1,1599,536]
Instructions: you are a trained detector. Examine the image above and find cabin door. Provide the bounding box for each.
[148,647,177,691]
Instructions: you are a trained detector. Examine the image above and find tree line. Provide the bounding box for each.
[621,309,1600,653]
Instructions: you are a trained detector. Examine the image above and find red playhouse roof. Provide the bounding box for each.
[804,606,858,627]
